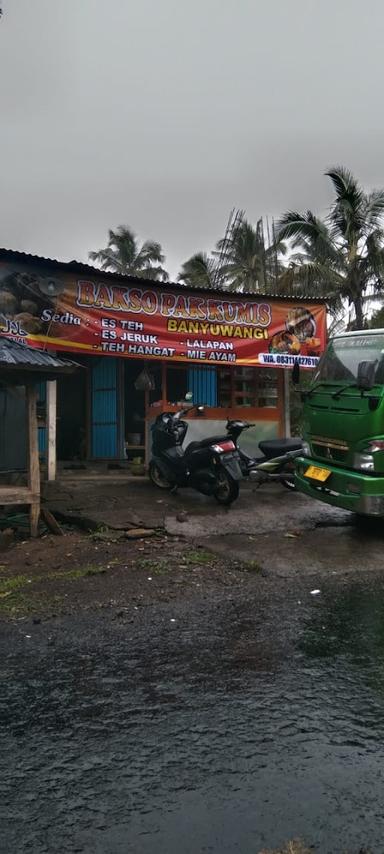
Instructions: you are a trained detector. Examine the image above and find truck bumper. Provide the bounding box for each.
[296,456,384,516]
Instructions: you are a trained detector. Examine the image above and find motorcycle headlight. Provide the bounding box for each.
[301,441,311,457]
[354,452,374,471]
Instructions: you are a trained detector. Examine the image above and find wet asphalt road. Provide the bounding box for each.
[3,554,384,853]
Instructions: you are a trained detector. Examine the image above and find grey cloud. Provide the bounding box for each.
[1,0,384,277]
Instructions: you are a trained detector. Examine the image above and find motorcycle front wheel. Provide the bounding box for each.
[281,474,296,490]
[213,468,239,505]
[149,460,173,490]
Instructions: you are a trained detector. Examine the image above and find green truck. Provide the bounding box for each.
[294,329,384,516]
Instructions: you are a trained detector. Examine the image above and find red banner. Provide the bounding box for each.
[0,262,327,368]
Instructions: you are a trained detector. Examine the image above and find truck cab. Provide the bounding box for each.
[295,328,384,516]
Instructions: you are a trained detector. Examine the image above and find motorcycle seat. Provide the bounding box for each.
[258,438,303,458]
[184,441,200,455]
[184,435,229,456]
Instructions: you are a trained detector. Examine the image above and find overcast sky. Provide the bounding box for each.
[1,0,384,278]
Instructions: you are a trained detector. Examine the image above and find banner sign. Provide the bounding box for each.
[0,262,326,368]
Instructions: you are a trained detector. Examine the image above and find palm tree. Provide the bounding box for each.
[368,304,384,329]
[214,218,286,293]
[276,167,384,328]
[178,252,219,289]
[89,226,169,281]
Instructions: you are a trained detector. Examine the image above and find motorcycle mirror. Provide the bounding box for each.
[357,359,376,391]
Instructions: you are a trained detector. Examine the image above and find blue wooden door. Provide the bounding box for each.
[188,367,217,406]
[91,358,120,458]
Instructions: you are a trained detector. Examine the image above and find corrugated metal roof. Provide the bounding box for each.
[0,247,326,303]
[0,336,76,370]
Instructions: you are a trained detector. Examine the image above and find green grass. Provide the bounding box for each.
[0,591,64,617]
[137,558,169,575]
[90,528,123,542]
[0,574,30,595]
[244,560,262,573]
[183,549,213,566]
[137,549,214,575]
[0,564,110,616]
[47,565,107,580]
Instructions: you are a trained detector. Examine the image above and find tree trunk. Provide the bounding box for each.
[353,295,364,329]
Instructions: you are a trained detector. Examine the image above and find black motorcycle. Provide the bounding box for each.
[226,419,303,490]
[149,405,243,505]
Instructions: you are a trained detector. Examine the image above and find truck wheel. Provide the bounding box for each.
[149,461,173,490]
[214,469,239,505]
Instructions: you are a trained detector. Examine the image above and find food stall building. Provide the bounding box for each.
[0,249,327,475]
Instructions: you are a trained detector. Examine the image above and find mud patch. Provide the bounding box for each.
[0,532,250,620]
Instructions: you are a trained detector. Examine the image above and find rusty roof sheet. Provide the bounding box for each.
[0,247,326,303]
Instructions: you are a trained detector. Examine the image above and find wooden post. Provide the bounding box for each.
[46,380,57,481]
[283,370,291,437]
[161,362,167,405]
[26,383,40,537]
[144,388,149,467]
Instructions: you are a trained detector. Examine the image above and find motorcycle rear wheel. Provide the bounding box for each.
[213,469,239,505]
[149,460,173,490]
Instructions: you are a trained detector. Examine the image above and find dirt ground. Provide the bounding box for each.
[0,526,259,620]
[0,477,261,619]
[1,476,383,622]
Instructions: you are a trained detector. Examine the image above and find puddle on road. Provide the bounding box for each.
[2,579,384,853]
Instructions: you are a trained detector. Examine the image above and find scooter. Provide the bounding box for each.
[226,419,303,490]
[149,404,243,505]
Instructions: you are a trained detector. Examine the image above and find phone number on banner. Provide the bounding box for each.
[259,353,320,368]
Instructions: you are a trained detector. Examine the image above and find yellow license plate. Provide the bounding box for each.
[305,465,331,482]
